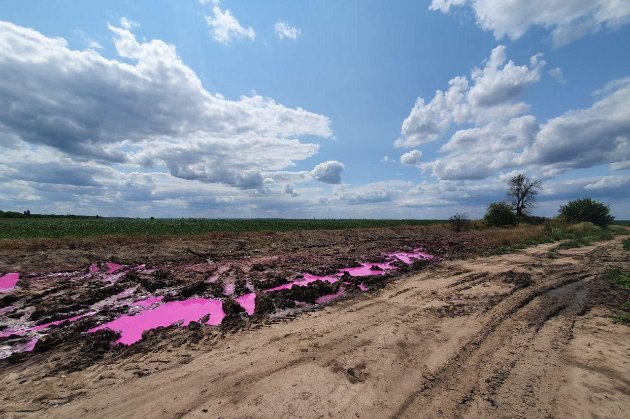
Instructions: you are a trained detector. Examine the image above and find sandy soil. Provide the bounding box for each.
[1,235,629,418]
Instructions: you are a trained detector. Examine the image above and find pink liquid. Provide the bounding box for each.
[105,262,123,274]
[235,293,256,315]
[89,298,225,345]
[23,337,38,352]
[0,313,92,338]
[89,263,100,274]
[316,287,345,304]
[387,250,434,264]
[131,296,163,308]
[339,262,394,277]
[0,305,14,315]
[0,272,19,292]
[264,273,339,292]
[358,283,369,291]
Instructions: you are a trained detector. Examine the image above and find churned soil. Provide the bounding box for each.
[1,227,629,418]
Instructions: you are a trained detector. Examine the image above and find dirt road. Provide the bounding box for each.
[2,237,629,418]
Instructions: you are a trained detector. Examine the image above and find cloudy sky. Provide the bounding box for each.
[1,0,629,218]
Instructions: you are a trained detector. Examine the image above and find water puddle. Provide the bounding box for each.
[235,293,256,316]
[1,248,433,355]
[0,272,19,292]
[88,298,225,345]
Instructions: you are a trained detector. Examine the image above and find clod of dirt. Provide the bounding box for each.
[273,281,338,304]
[140,270,176,292]
[253,292,275,317]
[500,271,534,291]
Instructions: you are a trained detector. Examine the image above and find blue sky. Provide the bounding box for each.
[1,0,629,218]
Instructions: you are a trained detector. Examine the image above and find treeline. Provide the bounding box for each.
[0,210,100,219]
[449,174,617,231]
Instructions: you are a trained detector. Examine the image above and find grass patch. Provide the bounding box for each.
[623,238,630,251]
[604,266,630,290]
[613,302,630,324]
[0,218,445,239]
[604,267,630,324]
[493,222,621,254]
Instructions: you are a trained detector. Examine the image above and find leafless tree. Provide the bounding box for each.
[508,174,542,218]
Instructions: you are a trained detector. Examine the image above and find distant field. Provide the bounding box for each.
[0,218,445,239]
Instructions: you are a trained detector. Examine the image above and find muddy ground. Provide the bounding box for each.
[1,227,629,418]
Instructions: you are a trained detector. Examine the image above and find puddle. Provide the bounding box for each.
[264,249,431,293]
[2,248,433,355]
[105,262,124,274]
[235,293,256,315]
[0,313,93,338]
[0,272,19,292]
[89,298,225,345]
[130,296,163,309]
[316,287,346,305]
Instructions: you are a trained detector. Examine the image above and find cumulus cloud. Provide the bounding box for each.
[0,20,334,190]
[430,0,630,47]
[427,115,539,180]
[520,78,630,171]
[548,67,566,84]
[403,71,630,182]
[204,4,255,44]
[400,150,423,165]
[310,161,345,184]
[274,22,301,40]
[395,46,544,148]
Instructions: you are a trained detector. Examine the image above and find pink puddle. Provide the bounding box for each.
[89,263,100,274]
[89,298,225,345]
[235,293,256,315]
[0,313,92,338]
[0,273,19,292]
[387,250,434,264]
[0,305,15,315]
[130,296,163,308]
[265,273,339,292]
[105,262,124,274]
[22,337,38,352]
[316,287,346,305]
[264,249,433,293]
[339,262,394,277]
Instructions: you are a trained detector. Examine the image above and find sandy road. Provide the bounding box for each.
[2,237,629,418]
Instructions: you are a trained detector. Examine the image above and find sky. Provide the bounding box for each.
[0,0,629,219]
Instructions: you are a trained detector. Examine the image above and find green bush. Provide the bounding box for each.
[484,202,518,227]
[559,198,614,228]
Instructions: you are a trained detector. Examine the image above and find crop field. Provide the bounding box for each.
[0,217,445,239]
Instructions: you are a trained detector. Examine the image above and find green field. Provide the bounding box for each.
[0,218,445,239]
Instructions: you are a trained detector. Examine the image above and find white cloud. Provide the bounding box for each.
[548,67,566,84]
[400,150,423,165]
[520,78,630,171]
[204,5,255,44]
[430,0,630,47]
[396,45,544,148]
[310,161,345,184]
[0,20,334,191]
[274,21,301,40]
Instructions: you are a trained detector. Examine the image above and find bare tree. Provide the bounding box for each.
[508,174,542,218]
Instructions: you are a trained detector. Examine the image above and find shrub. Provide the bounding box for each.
[559,198,614,228]
[484,202,518,227]
[449,213,471,232]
